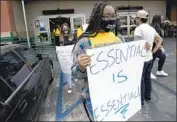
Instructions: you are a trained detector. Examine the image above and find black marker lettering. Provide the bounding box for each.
[107,101,113,116]
[120,49,128,63]
[116,49,120,64]
[129,91,134,100]
[89,54,100,75]
[133,45,137,57]
[140,45,145,57]
[112,100,118,110]
[97,51,109,71]
[128,45,136,59]
[89,64,100,75]
[117,97,123,107]
[101,105,109,120]
[136,45,141,56]
[94,108,100,121]
[107,49,116,68]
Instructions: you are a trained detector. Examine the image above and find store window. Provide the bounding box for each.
[0,52,30,90]
[15,47,39,68]
[73,17,83,31]
[119,16,128,26]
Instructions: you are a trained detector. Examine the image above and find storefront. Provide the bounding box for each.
[33,13,85,43]
[24,0,166,41]
[166,0,177,22]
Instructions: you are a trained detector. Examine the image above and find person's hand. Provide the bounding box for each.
[144,41,151,51]
[78,54,91,72]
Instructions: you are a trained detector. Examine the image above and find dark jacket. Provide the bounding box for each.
[58,34,77,46]
[151,23,163,50]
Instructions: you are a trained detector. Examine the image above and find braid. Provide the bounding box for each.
[72,1,110,51]
[85,1,110,34]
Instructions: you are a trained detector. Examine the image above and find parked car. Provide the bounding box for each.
[0,44,54,122]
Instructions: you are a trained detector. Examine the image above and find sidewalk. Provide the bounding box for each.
[39,37,176,121]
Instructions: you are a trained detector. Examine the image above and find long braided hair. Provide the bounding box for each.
[73,1,111,49]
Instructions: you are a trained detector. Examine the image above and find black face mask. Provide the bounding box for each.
[100,20,116,32]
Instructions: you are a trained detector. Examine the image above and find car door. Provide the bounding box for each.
[14,47,51,93]
[13,46,46,120]
[0,51,33,121]
[0,77,14,122]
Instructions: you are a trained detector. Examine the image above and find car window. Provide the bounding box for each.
[15,47,40,67]
[0,52,31,90]
[0,77,13,101]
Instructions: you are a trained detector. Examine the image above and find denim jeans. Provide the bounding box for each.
[152,49,166,71]
[82,88,94,121]
[62,73,72,88]
[141,60,153,101]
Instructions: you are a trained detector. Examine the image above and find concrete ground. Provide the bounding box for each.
[39,37,176,121]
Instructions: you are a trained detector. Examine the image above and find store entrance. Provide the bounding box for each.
[49,17,70,34]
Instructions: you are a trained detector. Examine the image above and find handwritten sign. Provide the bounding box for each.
[56,45,74,74]
[86,40,146,121]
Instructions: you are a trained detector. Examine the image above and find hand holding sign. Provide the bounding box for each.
[86,40,146,121]
[144,41,151,51]
[78,54,91,72]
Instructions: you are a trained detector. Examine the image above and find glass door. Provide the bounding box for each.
[33,18,50,44]
[128,14,137,37]
[71,14,85,34]
[118,12,137,38]
[119,15,129,37]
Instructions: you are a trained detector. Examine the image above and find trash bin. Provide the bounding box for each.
[51,37,55,46]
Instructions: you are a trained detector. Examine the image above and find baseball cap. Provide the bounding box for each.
[136,10,149,19]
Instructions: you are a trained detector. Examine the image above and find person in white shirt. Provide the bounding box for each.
[134,10,163,105]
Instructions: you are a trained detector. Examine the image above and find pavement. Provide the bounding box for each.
[38,37,176,121]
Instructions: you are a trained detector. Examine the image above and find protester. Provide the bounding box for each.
[54,24,60,46]
[72,1,151,120]
[151,15,168,80]
[59,23,77,93]
[82,19,89,32]
[76,25,84,38]
[134,10,163,105]
[59,23,77,46]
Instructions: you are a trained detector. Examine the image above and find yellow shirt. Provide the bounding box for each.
[90,32,121,48]
[54,28,60,36]
[77,27,83,38]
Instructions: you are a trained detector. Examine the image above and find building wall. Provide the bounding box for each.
[12,1,26,38]
[25,0,166,37]
[1,1,16,37]
[171,5,177,22]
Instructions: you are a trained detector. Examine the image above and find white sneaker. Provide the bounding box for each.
[67,89,72,94]
[151,73,157,80]
[74,79,78,82]
[156,70,168,77]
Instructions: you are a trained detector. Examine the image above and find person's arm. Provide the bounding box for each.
[152,33,163,54]
[72,38,88,79]
[154,24,163,36]
[134,27,143,40]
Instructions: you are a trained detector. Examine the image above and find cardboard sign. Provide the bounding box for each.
[56,45,74,74]
[86,40,146,121]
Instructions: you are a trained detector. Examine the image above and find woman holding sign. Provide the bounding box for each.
[58,23,77,93]
[58,23,77,46]
[72,1,151,121]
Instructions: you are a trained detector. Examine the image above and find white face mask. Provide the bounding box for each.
[63,30,69,34]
